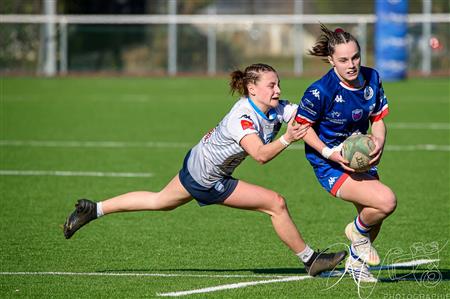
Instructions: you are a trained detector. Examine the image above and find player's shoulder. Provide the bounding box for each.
[306,69,338,99]
[229,98,258,120]
[274,99,296,115]
[361,66,381,84]
[308,69,339,95]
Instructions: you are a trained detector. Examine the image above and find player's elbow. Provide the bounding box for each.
[253,154,270,164]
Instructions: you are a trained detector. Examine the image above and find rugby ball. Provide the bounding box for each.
[341,134,375,172]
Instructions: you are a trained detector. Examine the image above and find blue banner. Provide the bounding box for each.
[375,0,409,81]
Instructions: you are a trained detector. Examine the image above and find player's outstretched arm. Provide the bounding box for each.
[240,120,309,165]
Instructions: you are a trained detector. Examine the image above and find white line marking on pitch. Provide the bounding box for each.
[0,259,438,296]
[0,170,153,178]
[0,140,191,149]
[156,259,440,297]
[388,122,450,130]
[157,276,311,297]
[1,140,449,152]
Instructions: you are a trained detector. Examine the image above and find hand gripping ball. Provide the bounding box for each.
[341,134,375,172]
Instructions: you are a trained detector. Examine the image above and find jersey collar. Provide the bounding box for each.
[333,68,366,91]
[247,97,277,121]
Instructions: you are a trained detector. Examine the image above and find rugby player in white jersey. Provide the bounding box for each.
[64,63,346,276]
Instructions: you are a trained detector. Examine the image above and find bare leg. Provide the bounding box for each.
[339,173,397,227]
[102,175,193,215]
[222,180,306,253]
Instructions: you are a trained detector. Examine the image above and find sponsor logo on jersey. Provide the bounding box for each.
[352,109,363,121]
[214,181,225,192]
[310,89,320,99]
[334,94,345,103]
[328,176,337,188]
[303,98,315,108]
[331,111,341,118]
[240,114,252,120]
[240,119,255,130]
[364,86,374,100]
[299,102,317,116]
[202,127,216,142]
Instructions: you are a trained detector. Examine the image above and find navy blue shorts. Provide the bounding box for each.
[178,151,238,206]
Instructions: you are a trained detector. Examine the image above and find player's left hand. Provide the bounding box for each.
[368,135,384,165]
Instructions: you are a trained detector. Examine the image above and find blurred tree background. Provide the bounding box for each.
[1,0,448,75]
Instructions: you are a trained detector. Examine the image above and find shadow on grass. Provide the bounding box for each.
[97,267,450,283]
[98,267,309,275]
[378,269,450,283]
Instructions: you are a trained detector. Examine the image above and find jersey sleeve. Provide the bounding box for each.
[370,78,389,122]
[227,109,259,143]
[277,100,298,123]
[295,86,324,125]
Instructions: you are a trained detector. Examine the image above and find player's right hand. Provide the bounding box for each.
[328,151,355,172]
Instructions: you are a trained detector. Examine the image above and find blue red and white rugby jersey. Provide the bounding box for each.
[295,66,389,163]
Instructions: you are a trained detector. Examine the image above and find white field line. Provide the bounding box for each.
[157,258,441,297]
[0,170,153,178]
[388,122,450,130]
[156,276,311,297]
[0,140,191,149]
[1,140,449,152]
[0,259,439,297]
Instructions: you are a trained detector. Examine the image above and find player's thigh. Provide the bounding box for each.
[338,173,395,209]
[222,180,284,214]
[157,174,193,209]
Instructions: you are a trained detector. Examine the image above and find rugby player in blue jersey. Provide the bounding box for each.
[295,25,397,282]
[64,63,346,276]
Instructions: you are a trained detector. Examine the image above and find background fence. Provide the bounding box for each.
[1,0,449,77]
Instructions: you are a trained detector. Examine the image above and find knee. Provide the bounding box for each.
[269,193,288,216]
[378,189,397,216]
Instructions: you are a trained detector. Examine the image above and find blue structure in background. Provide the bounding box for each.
[375,0,409,81]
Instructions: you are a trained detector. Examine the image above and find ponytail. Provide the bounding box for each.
[309,23,361,63]
[229,63,277,96]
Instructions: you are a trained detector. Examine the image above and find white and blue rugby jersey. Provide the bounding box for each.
[187,97,297,187]
[295,66,389,163]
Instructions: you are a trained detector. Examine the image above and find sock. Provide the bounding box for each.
[96,202,104,218]
[296,245,315,265]
[354,215,371,235]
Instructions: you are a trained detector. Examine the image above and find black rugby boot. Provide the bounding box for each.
[304,250,347,276]
[63,199,97,239]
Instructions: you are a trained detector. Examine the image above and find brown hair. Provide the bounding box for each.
[309,24,361,63]
[229,63,277,96]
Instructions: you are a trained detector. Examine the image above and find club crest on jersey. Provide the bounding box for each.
[364,86,374,100]
[240,119,255,130]
[352,109,363,121]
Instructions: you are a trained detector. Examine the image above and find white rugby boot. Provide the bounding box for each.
[345,256,378,283]
[345,221,380,266]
